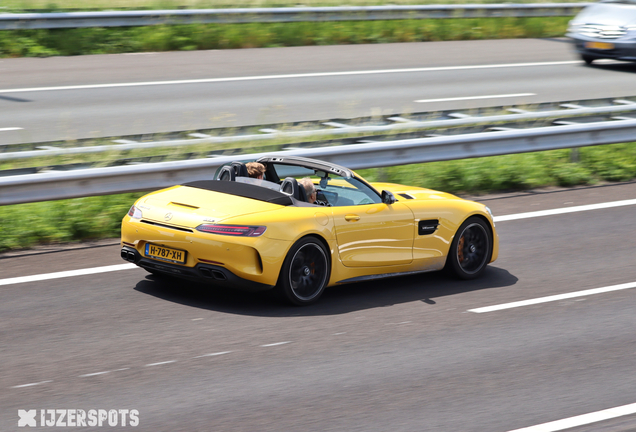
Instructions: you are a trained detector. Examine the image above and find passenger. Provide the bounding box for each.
[299,177,317,204]
[246,162,266,180]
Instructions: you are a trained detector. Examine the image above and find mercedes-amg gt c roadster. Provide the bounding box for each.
[121,156,499,305]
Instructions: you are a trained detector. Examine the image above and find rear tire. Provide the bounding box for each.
[277,237,330,306]
[445,217,492,280]
[582,55,595,65]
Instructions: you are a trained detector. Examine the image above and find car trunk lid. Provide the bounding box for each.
[139,185,285,228]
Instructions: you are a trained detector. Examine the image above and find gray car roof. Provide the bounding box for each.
[255,155,354,178]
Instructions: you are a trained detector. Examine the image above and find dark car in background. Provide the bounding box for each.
[567,0,636,64]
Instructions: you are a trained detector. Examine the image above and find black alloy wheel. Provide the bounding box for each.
[278,237,330,306]
[446,216,492,280]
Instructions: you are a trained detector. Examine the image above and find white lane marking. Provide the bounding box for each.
[77,368,128,378]
[415,93,535,103]
[261,341,291,347]
[508,402,636,432]
[79,371,110,377]
[0,61,578,94]
[1,199,634,288]
[0,127,22,131]
[193,351,232,359]
[191,318,203,321]
[494,198,636,222]
[145,360,176,367]
[333,332,347,335]
[0,263,138,287]
[11,381,52,388]
[469,281,636,313]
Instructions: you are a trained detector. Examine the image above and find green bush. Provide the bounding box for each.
[0,193,144,251]
[0,17,570,58]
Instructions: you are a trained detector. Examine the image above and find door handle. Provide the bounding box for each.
[344,214,360,222]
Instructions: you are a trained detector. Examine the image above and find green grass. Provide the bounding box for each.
[0,193,144,252]
[0,17,571,58]
[2,142,636,252]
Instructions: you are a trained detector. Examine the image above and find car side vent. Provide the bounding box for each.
[398,193,415,200]
[418,219,439,235]
[140,220,193,233]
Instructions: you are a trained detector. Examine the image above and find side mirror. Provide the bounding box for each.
[381,190,396,205]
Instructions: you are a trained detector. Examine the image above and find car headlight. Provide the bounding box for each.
[127,205,143,219]
[623,24,636,38]
[567,21,583,34]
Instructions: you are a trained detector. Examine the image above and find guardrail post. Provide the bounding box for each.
[570,148,580,162]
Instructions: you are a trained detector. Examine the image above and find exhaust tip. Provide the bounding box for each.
[211,270,227,281]
[121,248,136,263]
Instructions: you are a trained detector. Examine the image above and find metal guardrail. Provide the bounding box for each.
[3,97,635,161]
[0,4,589,30]
[1,118,635,205]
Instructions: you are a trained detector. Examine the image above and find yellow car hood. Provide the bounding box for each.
[370,182,460,201]
[138,185,283,228]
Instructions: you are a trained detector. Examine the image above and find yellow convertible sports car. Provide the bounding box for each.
[121,156,499,305]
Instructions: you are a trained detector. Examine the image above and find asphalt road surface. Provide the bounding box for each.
[2,181,636,431]
[2,38,636,145]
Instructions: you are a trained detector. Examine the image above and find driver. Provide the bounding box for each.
[299,177,317,204]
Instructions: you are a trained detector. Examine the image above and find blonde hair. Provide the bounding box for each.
[299,177,316,195]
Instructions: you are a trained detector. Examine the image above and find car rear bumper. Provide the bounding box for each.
[568,35,636,61]
[121,246,275,292]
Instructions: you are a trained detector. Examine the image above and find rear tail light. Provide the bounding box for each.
[128,205,143,219]
[196,224,266,237]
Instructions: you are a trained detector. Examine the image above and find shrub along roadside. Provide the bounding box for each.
[0,17,570,58]
[1,142,635,252]
[358,143,636,193]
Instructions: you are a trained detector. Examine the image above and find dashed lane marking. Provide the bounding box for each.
[193,351,232,359]
[415,93,535,103]
[11,381,52,389]
[260,341,292,347]
[145,360,176,367]
[79,371,110,377]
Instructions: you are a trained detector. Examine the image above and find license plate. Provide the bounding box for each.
[145,243,186,264]
[585,41,614,50]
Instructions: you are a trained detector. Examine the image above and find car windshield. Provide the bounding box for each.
[269,163,382,207]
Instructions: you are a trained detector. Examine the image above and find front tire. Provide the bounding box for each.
[446,217,492,280]
[277,237,330,306]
